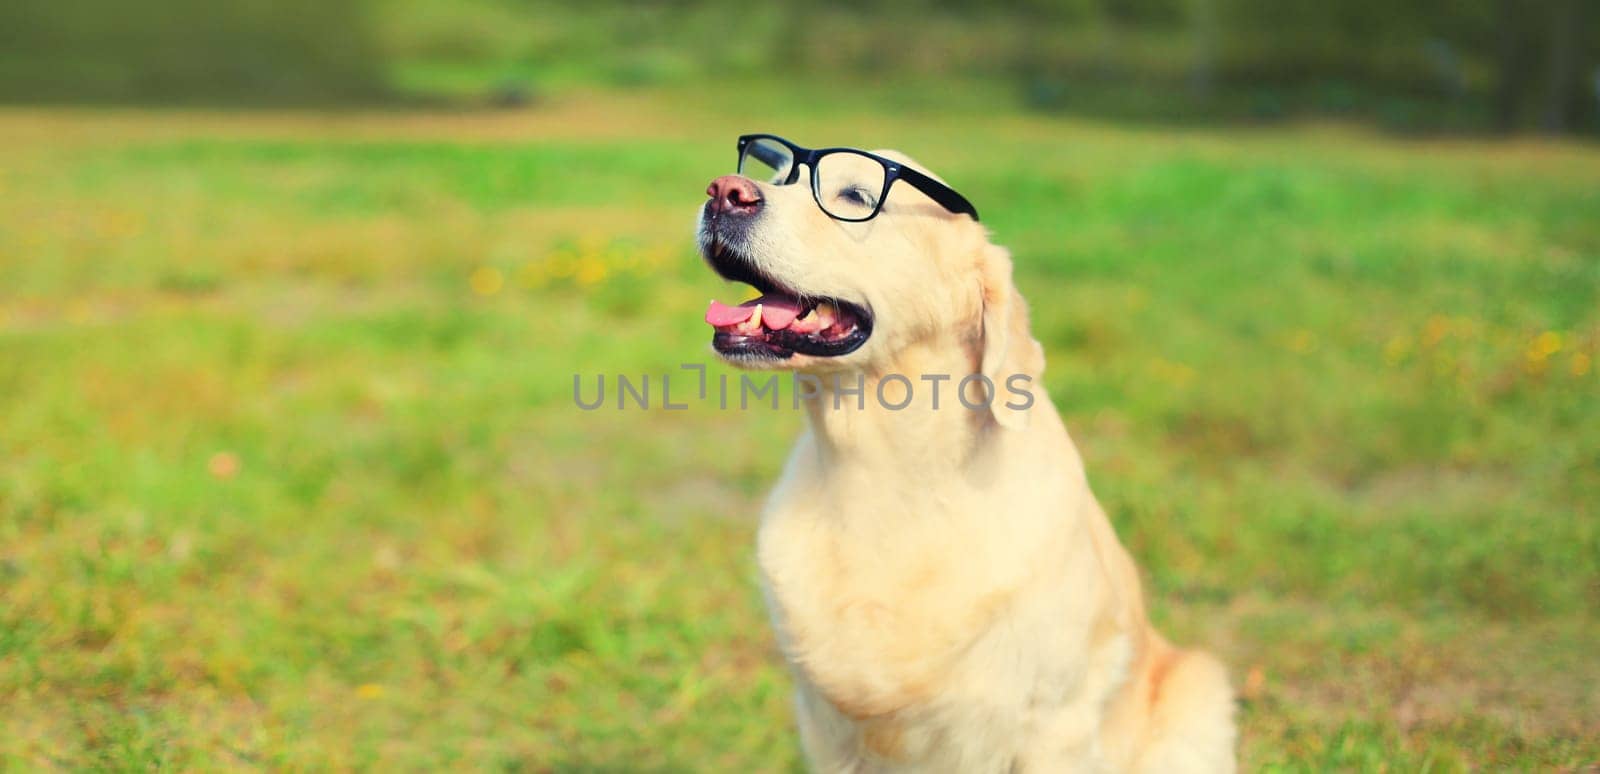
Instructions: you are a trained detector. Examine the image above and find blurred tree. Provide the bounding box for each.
[0,0,1593,132]
[1537,0,1585,133]
[1489,0,1597,133]
[1186,0,1219,98]
[0,0,388,104]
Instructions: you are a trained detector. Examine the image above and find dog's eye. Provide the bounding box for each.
[838,186,876,207]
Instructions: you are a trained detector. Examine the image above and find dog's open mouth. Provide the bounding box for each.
[706,293,871,359]
[701,242,872,360]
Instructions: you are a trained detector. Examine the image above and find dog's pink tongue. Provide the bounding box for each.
[758,296,802,329]
[705,300,753,327]
[705,295,805,330]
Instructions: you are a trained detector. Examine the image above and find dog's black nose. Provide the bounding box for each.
[707,175,762,216]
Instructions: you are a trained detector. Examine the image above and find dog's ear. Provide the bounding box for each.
[977,245,1044,430]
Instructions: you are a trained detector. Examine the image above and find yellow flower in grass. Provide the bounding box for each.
[1383,335,1410,365]
[356,683,384,699]
[1421,315,1450,347]
[574,255,608,287]
[1534,331,1562,356]
[1523,331,1563,373]
[470,266,504,296]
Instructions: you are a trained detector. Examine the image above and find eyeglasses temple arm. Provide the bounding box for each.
[895,166,980,221]
[746,141,792,170]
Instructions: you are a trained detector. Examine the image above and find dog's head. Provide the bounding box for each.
[695,140,1041,424]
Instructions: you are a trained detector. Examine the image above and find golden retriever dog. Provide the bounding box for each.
[695,134,1236,773]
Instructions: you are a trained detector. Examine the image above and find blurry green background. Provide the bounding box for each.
[3,0,1600,132]
[1,1,1597,771]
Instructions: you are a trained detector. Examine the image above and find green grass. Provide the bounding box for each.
[1,86,1597,770]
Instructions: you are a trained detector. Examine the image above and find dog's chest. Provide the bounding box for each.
[762,506,1114,771]
[756,482,1094,720]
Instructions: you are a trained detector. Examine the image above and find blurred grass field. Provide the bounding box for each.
[1,84,1597,770]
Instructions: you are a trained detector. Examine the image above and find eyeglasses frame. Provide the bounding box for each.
[736,133,980,223]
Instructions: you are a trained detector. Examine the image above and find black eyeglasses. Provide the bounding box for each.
[736,134,979,223]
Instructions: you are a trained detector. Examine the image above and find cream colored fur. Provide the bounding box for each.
[698,150,1236,773]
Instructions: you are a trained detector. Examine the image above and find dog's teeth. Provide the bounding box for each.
[736,305,763,334]
[815,303,836,327]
